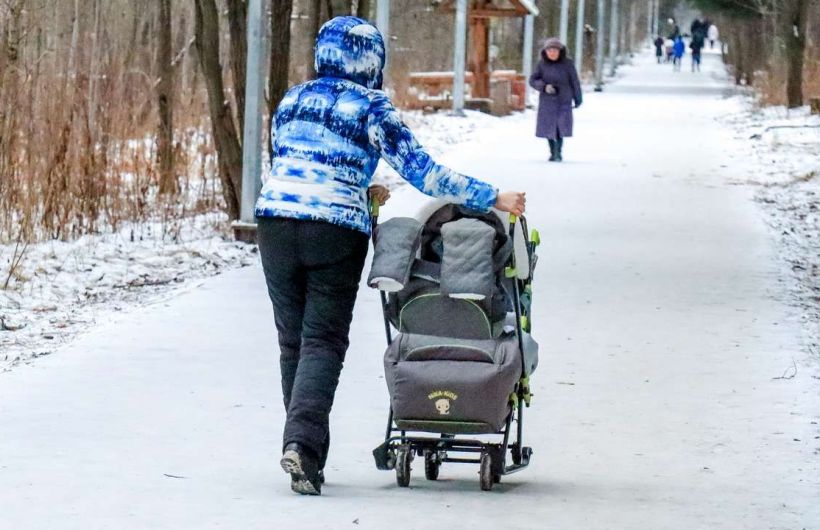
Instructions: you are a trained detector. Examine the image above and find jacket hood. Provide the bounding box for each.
[541,38,567,62]
[315,16,386,90]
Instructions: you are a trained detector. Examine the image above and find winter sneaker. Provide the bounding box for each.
[280,443,322,495]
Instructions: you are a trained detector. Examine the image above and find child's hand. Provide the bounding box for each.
[368,184,391,206]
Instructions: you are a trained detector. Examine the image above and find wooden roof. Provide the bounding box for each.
[438,0,540,17]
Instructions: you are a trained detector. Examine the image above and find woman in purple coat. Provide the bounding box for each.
[529,38,583,162]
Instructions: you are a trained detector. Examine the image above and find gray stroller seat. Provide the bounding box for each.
[370,204,538,434]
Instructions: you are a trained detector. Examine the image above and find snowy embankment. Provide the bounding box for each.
[724,102,820,355]
[0,215,257,370]
[0,110,499,371]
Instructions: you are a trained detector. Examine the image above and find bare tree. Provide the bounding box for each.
[356,0,371,18]
[227,0,247,134]
[783,0,809,108]
[157,0,176,194]
[306,0,324,79]
[269,0,295,117]
[194,0,243,219]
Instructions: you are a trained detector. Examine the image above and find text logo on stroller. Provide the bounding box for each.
[428,390,458,416]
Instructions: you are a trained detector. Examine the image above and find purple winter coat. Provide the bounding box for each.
[529,40,583,139]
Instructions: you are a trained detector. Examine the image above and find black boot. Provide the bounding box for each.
[555,138,564,162]
[548,140,557,162]
[281,442,322,495]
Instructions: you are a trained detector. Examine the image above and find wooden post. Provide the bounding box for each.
[469,16,490,99]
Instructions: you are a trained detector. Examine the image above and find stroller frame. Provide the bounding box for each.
[370,204,537,491]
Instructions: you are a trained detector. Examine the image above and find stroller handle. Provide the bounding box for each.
[369,196,380,219]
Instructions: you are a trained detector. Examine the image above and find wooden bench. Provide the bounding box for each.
[406,70,527,114]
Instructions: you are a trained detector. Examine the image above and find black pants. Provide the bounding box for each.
[257,217,369,468]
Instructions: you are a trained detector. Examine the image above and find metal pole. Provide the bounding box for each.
[452,0,467,116]
[376,0,389,85]
[522,14,534,106]
[559,0,570,45]
[574,0,586,71]
[235,0,268,238]
[523,15,534,84]
[376,0,389,46]
[594,0,605,90]
[608,0,619,77]
[653,0,659,37]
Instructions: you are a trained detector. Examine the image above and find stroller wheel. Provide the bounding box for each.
[423,450,440,481]
[479,452,494,491]
[396,446,412,487]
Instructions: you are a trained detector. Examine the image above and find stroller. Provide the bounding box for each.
[368,201,539,491]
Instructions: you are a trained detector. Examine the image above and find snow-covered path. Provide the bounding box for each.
[2,51,819,529]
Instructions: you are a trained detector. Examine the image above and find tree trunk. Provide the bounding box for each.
[269,0,294,118]
[303,0,325,81]
[784,0,808,108]
[65,0,80,94]
[88,0,102,134]
[194,0,243,220]
[730,21,744,85]
[157,0,176,194]
[356,0,371,19]
[227,0,248,135]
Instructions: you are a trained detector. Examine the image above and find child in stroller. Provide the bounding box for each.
[368,200,539,491]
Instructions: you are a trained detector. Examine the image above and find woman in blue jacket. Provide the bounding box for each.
[255,16,526,495]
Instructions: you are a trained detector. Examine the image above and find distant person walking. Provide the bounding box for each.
[707,24,719,49]
[528,38,583,162]
[690,18,706,41]
[690,38,703,72]
[667,18,681,40]
[654,36,665,64]
[672,36,685,72]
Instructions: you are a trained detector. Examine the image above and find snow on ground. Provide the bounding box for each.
[1,47,817,530]
[0,215,258,371]
[722,101,820,357]
[0,110,500,371]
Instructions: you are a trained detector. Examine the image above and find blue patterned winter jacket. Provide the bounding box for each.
[254,16,498,235]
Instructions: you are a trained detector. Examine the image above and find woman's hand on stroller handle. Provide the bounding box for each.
[495,191,526,217]
[368,184,391,206]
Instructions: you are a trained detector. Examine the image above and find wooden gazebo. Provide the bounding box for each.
[438,0,539,99]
